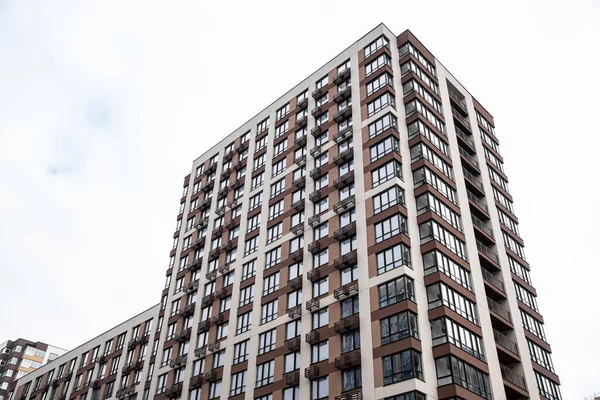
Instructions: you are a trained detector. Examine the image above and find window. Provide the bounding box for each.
[237,311,252,334]
[272,159,286,177]
[370,136,399,162]
[514,282,538,312]
[249,192,262,211]
[315,75,328,89]
[342,366,362,391]
[416,193,462,232]
[212,350,225,369]
[284,352,300,373]
[286,320,301,339]
[242,260,256,281]
[274,138,287,155]
[313,249,329,268]
[419,220,467,260]
[311,341,329,363]
[209,380,222,400]
[366,72,393,97]
[270,178,285,198]
[339,208,356,226]
[410,143,452,179]
[365,53,391,76]
[364,35,389,58]
[413,166,456,204]
[499,209,520,236]
[367,92,395,117]
[405,99,444,133]
[373,185,405,214]
[375,213,408,243]
[216,322,228,340]
[427,282,479,325]
[477,112,496,135]
[312,308,328,329]
[312,277,329,297]
[290,236,304,253]
[423,250,472,291]
[257,117,269,133]
[535,371,562,400]
[288,262,303,280]
[431,317,485,360]
[407,119,447,155]
[244,236,258,256]
[314,197,328,214]
[266,223,283,244]
[340,265,358,286]
[379,275,415,307]
[315,173,328,191]
[263,272,280,295]
[401,59,439,93]
[258,329,276,354]
[314,222,328,240]
[260,300,278,324]
[287,289,302,309]
[254,153,266,170]
[156,373,167,395]
[276,104,290,121]
[521,309,546,341]
[251,172,264,190]
[239,285,255,307]
[233,340,249,364]
[398,42,436,76]
[403,79,442,113]
[341,296,359,318]
[229,370,246,396]
[264,247,281,269]
[372,160,402,187]
[369,113,397,139]
[380,311,419,345]
[382,350,423,385]
[435,356,491,399]
[503,231,526,260]
[341,330,360,353]
[311,377,329,400]
[256,360,274,387]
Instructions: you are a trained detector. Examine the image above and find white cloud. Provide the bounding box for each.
[0,0,598,397]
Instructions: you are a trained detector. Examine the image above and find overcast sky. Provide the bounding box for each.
[0,0,598,398]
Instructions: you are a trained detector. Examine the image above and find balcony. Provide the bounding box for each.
[192,237,205,250]
[204,162,217,175]
[289,276,303,290]
[204,370,218,382]
[306,298,320,312]
[310,145,323,158]
[500,364,528,391]
[305,365,321,380]
[306,331,321,345]
[494,329,520,357]
[459,146,479,171]
[308,241,322,254]
[334,314,360,334]
[463,168,485,194]
[205,269,217,281]
[87,379,101,389]
[288,305,302,320]
[334,281,359,300]
[295,155,306,167]
[174,327,192,342]
[208,248,221,260]
[311,105,327,117]
[233,160,245,170]
[487,297,512,325]
[334,250,357,269]
[198,198,211,211]
[294,134,307,147]
[197,320,211,333]
[286,337,301,352]
[292,224,304,236]
[169,355,187,368]
[308,215,321,227]
[293,176,306,189]
[333,125,353,143]
[456,126,476,152]
[335,393,363,400]
[223,151,233,163]
[296,98,308,109]
[215,206,226,217]
[477,240,500,269]
[333,195,355,214]
[201,294,215,307]
[334,350,361,369]
[307,269,321,282]
[51,378,60,387]
[472,214,494,243]
[334,171,354,188]
[285,370,300,386]
[311,87,325,99]
[231,178,245,190]
[333,106,352,123]
[333,68,351,84]
[311,125,324,137]
[116,387,135,399]
[127,338,139,350]
[296,115,308,128]
[220,241,235,252]
[196,217,209,229]
[333,148,354,165]
[189,375,204,389]
[178,304,195,318]
[309,190,324,203]
[165,383,183,398]
[452,107,471,131]
[333,86,352,103]
[467,191,489,216]
[215,287,229,299]
[211,313,224,324]
[289,249,303,262]
[310,166,323,179]
[200,181,214,193]
[194,346,207,358]
[449,90,468,115]
[481,268,506,294]
[208,342,220,353]
[217,187,228,199]
[333,222,356,241]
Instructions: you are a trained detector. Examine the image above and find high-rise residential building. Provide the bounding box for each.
[0,339,66,399]
[9,23,561,400]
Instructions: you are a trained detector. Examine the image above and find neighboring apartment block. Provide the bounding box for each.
[10,23,561,400]
[0,339,66,399]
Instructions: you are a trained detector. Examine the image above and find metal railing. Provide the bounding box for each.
[459,146,479,168]
[476,240,499,264]
[452,107,471,129]
[472,214,494,237]
[500,364,527,390]
[467,191,488,213]
[493,329,519,355]
[463,168,484,191]
[481,268,505,293]
[487,297,512,323]
[455,126,475,148]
